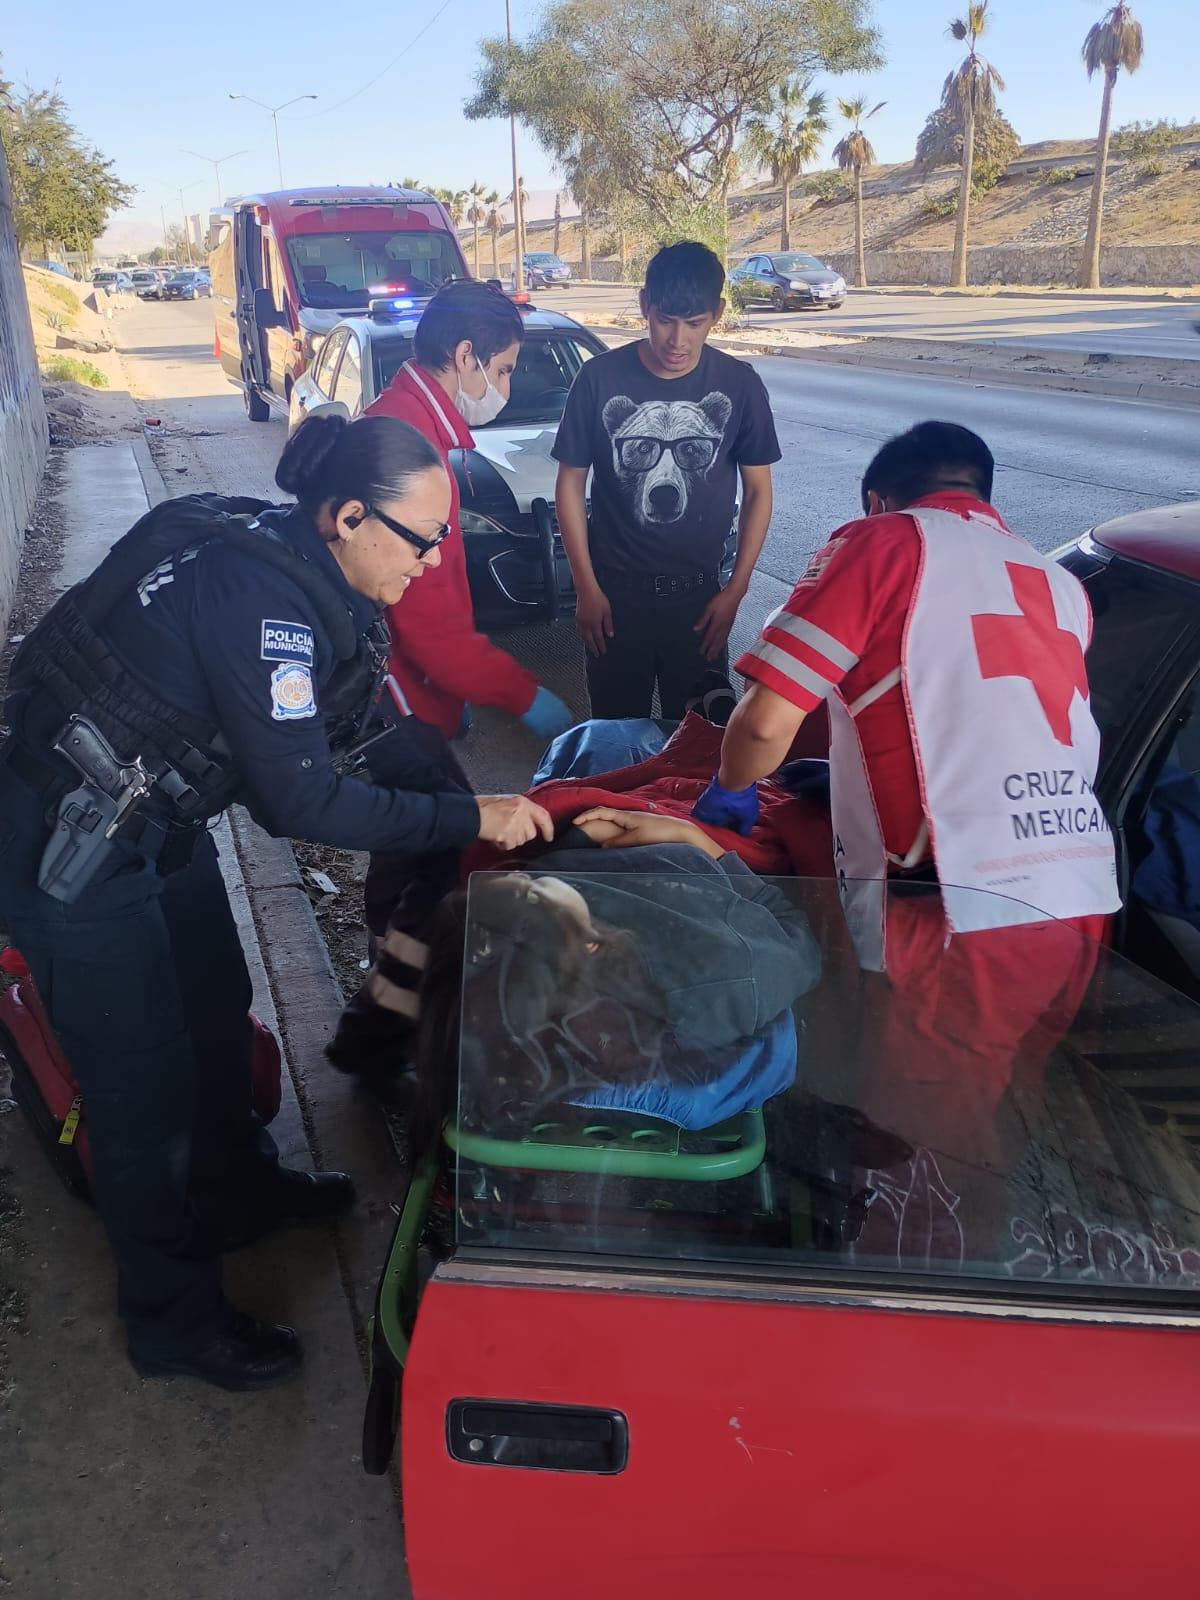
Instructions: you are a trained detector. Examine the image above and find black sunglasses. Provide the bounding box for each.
[363,504,452,557]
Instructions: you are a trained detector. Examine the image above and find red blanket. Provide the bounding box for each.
[462,713,834,880]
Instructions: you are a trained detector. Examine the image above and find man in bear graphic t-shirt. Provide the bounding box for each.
[553,242,781,719]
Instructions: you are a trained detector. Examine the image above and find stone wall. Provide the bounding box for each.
[821,242,1200,289]
[569,241,1200,288]
[0,139,48,643]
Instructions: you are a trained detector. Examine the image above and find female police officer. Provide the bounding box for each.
[0,411,552,1390]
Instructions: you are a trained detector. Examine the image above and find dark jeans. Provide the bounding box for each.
[0,766,275,1360]
[586,581,728,721]
[328,717,474,1075]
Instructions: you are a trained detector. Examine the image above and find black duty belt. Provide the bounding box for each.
[596,567,719,598]
[0,738,68,795]
[0,738,202,874]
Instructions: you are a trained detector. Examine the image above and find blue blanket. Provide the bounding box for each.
[569,1009,798,1131]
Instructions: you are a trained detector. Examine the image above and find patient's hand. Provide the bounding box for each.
[573,813,628,845]
[572,808,726,858]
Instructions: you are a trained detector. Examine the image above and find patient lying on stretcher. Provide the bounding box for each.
[406,809,823,1158]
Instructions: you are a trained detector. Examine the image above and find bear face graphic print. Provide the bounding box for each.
[602,392,734,527]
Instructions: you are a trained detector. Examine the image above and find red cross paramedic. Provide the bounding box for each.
[695,422,1121,1259]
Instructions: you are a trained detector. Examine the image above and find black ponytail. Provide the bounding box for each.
[275,412,442,516]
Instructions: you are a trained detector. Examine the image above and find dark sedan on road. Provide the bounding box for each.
[161,270,210,301]
[730,252,846,311]
[523,252,573,289]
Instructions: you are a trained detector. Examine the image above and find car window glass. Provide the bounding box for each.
[1075,558,1195,759]
[481,334,598,427]
[314,328,347,393]
[449,874,1200,1304]
[331,336,364,416]
[373,334,415,394]
[265,238,288,316]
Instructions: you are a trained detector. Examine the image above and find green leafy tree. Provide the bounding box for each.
[465,0,880,224]
[944,2,1005,289]
[0,71,134,256]
[833,95,883,288]
[743,80,829,250]
[1079,4,1145,287]
[915,97,1019,194]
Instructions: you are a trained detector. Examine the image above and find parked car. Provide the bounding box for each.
[359,497,1200,1598]
[523,251,572,289]
[210,185,470,423]
[161,270,211,301]
[91,270,133,295]
[131,269,164,300]
[729,252,846,311]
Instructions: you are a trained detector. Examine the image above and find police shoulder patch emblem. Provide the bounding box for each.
[270,663,317,721]
[261,619,315,665]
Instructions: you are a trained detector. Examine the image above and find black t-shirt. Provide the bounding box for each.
[552,340,782,577]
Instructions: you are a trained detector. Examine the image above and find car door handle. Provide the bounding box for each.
[447,1400,628,1474]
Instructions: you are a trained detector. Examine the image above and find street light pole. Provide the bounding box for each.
[505,0,524,292]
[182,148,248,210]
[228,93,318,189]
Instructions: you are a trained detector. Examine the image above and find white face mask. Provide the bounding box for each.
[454,357,507,426]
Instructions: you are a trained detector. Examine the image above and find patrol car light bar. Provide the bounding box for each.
[368,296,417,319]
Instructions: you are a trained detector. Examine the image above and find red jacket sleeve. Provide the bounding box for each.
[387,537,538,717]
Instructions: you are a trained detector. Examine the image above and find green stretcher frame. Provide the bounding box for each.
[444,1107,767,1182]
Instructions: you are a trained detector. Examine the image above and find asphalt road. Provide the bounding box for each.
[115,295,1200,788]
[551,282,1200,362]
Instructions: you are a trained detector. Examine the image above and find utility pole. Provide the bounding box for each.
[229,93,317,188]
[182,148,248,210]
[505,0,525,292]
[160,205,170,258]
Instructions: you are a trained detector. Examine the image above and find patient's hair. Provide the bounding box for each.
[860,420,995,512]
[410,873,664,1158]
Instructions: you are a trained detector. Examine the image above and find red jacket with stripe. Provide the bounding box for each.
[365,363,538,737]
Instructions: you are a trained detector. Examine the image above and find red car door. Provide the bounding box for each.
[398,877,1200,1598]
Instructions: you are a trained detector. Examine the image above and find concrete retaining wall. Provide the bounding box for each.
[823,242,1200,288]
[0,141,48,643]
[569,241,1200,289]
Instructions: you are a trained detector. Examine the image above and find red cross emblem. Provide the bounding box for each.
[971,563,1088,745]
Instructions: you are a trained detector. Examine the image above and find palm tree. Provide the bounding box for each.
[944,3,1005,289]
[833,97,884,289]
[485,190,502,278]
[467,179,488,275]
[743,81,829,251]
[1079,3,1145,288]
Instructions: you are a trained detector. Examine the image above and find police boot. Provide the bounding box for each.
[133,1311,302,1392]
[212,1168,357,1253]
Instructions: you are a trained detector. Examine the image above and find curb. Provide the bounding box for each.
[565,280,1197,304]
[580,321,1200,408]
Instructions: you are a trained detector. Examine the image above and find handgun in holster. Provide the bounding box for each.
[37,717,158,905]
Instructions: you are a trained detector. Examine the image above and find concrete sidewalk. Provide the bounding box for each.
[0,443,410,1597]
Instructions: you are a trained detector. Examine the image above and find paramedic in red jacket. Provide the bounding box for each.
[364,280,570,746]
[330,283,571,1073]
[696,422,1119,1265]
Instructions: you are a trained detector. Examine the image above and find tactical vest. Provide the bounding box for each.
[5,494,387,822]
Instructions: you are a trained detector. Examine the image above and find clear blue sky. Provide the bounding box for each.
[3,0,1195,250]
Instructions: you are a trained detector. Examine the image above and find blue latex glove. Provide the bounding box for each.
[692,776,760,836]
[520,686,574,741]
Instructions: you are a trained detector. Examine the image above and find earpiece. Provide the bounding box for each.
[344,513,363,530]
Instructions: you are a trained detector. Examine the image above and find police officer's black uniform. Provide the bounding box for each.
[0,494,480,1374]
